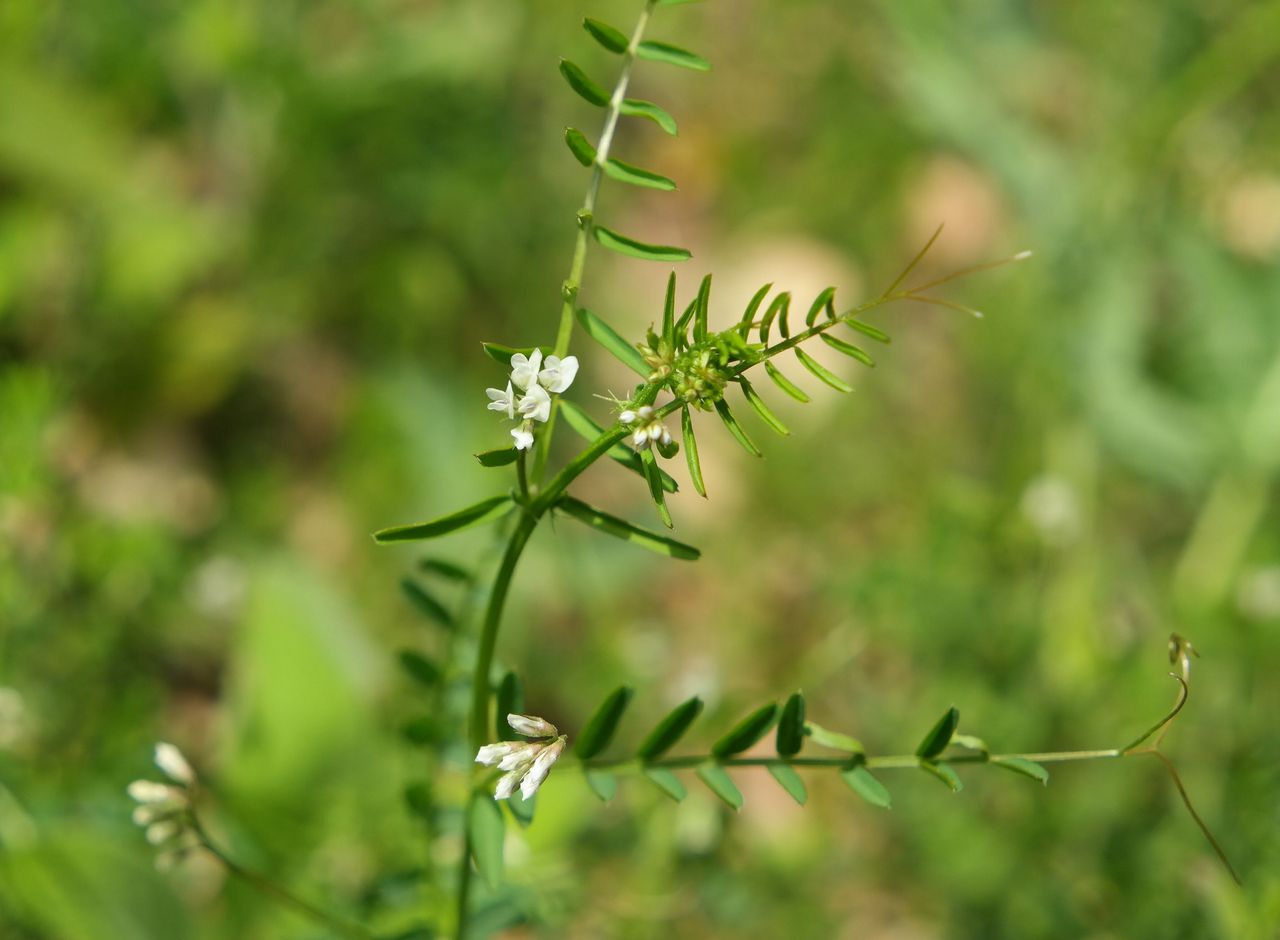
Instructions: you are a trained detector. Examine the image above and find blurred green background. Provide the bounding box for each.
[3,0,1279,937]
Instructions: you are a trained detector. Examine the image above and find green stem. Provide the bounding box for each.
[533,0,658,481]
[582,748,1123,771]
[191,819,372,940]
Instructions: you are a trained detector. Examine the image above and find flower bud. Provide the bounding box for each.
[506,714,558,738]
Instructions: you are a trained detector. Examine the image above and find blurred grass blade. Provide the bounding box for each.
[584,768,617,802]
[758,292,790,343]
[768,764,807,805]
[681,407,707,497]
[693,274,711,342]
[557,495,698,558]
[712,703,779,757]
[991,756,1049,785]
[805,286,836,327]
[593,225,691,262]
[496,672,524,741]
[776,692,806,756]
[559,400,677,492]
[576,686,635,758]
[374,496,512,543]
[583,17,627,52]
[575,306,650,375]
[644,767,686,801]
[637,40,711,71]
[739,379,789,436]
[805,721,863,754]
[564,127,597,166]
[821,333,875,367]
[398,650,440,687]
[400,578,454,629]
[662,271,677,345]
[638,696,703,760]
[640,447,674,529]
[696,765,743,810]
[764,361,810,403]
[844,318,891,344]
[920,760,963,792]
[794,348,852,393]
[841,765,891,808]
[468,797,505,888]
[738,282,773,337]
[915,707,960,759]
[619,98,678,135]
[559,59,609,106]
[714,399,762,457]
[419,558,471,582]
[475,447,518,467]
[604,158,676,191]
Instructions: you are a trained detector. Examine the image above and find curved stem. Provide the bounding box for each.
[191,818,373,940]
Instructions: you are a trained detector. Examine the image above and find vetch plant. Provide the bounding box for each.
[129,2,1240,937]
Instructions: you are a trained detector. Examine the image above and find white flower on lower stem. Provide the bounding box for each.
[517,383,551,423]
[620,404,671,450]
[511,423,535,451]
[129,742,200,862]
[538,355,579,394]
[509,350,544,391]
[474,713,568,801]
[486,382,516,420]
[154,742,196,787]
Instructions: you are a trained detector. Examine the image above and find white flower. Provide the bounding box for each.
[494,771,521,800]
[128,780,185,806]
[620,404,669,450]
[507,714,558,738]
[486,382,516,420]
[154,742,196,786]
[509,350,544,391]
[538,355,579,394]
[520,737,566,800]
[497,745,539,773]
[511,425,535,451]
[475,742,517,766]
[517,383,552,423]
[146,820,181,845]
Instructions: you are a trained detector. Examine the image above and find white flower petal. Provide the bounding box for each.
[538,355,579,394]
[511,426,534,450]
[519,737,566,800]
[507,714,558,738]
[619,410,637,424]
[485,382,515,420]
[497,747,538,773]
[475,743,514,767]
[146,821,181,845]
[510,350,544,391]
[494,770,520,800]
[154,742,196,786]
[127,780,183,805]
[517,384,551,423]
[637,405,654,420]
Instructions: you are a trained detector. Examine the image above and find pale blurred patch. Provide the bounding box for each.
[905,155,1007,267]
[1235,565,1280,622]
[1212,174,1280,261]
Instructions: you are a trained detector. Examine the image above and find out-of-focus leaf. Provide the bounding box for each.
[564,128,597,167]
[768,764,807,805]
[583,17,628,52]
[558,495,696,557]
[585,768,617,802]
[604,158,676,191]
[559,59,609,106]
[696,765,743,810]
[806,721,863,754]
[764,361,810,403]
[398,650,439,687]
[619,98,678,135]
[821,333,875,367]
[481,342,544,366]
[475,447,518,467]
[638,696,703,760]
[593,226,691,262]
[374,496,512,543]
[401,717,441,746]
[794,348,852,393]
[468,796,505,889]
[841,765,891,808]
[496,672,524,742]
[575,306,650,375]
[992,756,1049,784]
[714,399,762,457]
[920,760,963,792]
[644,767,686,801]
[400,578,454,629]
[576,686,635,758]
[559,401,677,492]
[776,693,806,756]
[739,379,789,435]
[915,706,959,759]
[507,791,535,828]
[712,703,779,757]
[682,407,706,497]
[637,41,711,71]
[419,558,471,582]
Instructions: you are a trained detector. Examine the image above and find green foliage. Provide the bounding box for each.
[637,697,704,760]
[916,707,960,760]
[374,496,513,543]
[776,693,807,757]
[712,702,779,757]
[593,225,692,262]
[696,765,743,809]
[576,686,635,758]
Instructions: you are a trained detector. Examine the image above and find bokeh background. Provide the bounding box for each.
[3,0,1279,937]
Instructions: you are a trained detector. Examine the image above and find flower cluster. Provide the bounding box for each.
[475,714,568,801]
[486,349,578,451]
[128,742,200,867]
[620,405,672,451]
